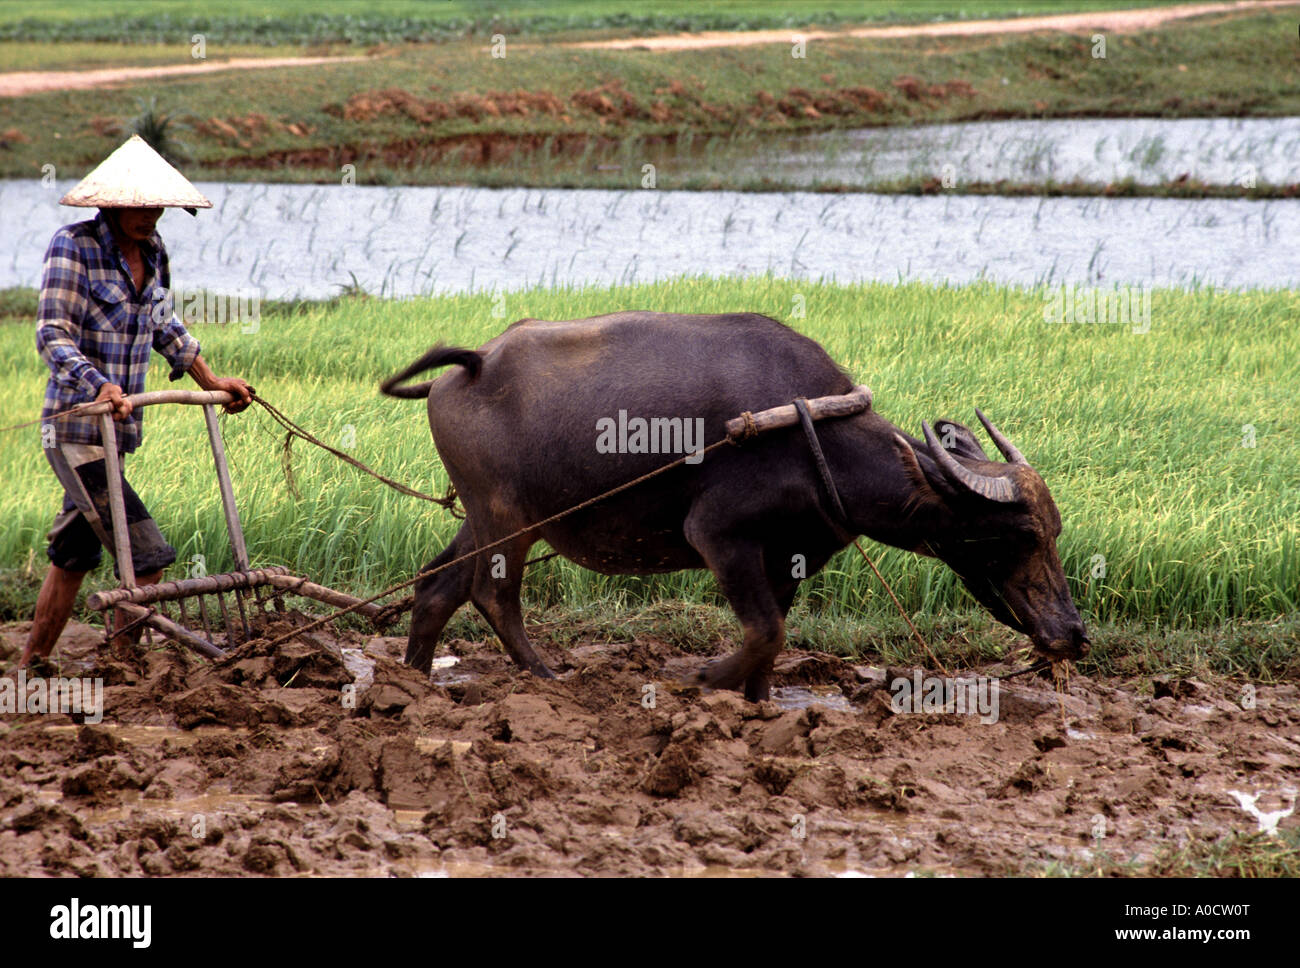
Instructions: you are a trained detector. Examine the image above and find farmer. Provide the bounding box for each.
[20,135,253,671]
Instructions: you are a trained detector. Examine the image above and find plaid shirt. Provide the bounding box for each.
[37,211,201,453]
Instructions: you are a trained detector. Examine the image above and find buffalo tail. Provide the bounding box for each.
[380,345,483,399]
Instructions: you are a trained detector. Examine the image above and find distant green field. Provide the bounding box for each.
[0,0,1184,42]
[3,278,1296,669]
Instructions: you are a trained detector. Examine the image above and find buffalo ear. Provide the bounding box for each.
[932,419,990,462]
[891,434,949,507]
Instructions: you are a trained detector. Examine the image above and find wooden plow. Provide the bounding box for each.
[81,390,387,658]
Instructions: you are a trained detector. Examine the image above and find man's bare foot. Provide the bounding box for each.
[14,651,57,678]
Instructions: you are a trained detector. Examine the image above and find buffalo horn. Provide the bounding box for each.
[973,408,1028,465]
[922,421,1020,503]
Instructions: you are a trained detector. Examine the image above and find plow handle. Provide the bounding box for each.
[78,389,237,415]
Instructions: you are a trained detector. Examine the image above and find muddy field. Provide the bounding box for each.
[1,617,1297,877]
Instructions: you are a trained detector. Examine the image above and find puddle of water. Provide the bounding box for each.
[340,647,374,688]
[407,860,819,878]
[427,655,473,685]
[64,789,272,825]
[853,666,887,684]
[409,861,536,878]
[2,178,1295,298]
[770,685,854,713]
[39,723,247,746]
[432,672,478,687]
[341,646,458,690]
[677,865,774,878]
[403,862,962,878]
[426,656,478,687]
[343,645,465,689]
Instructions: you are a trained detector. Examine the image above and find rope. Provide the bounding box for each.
[0,399,111,434]
[371,550,560,627]
[849,539,949,677]
[737,410,757,441]
[250,394,464,516]
[997,658,1051,680]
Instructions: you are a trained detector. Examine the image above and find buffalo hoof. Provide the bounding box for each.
[743,672,771,704]
[404,653,434,676]
[694,656,774,702]
[526,661,556,680]
[692,654,747,693]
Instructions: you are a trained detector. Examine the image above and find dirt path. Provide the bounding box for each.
[570,0,1300,51]
[0,55,369,98]
[1,618,1295,877]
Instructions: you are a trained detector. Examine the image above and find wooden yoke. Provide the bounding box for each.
[725,385,872,444]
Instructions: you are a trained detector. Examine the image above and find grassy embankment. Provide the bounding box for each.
[1,277,1296,679]
[0,3,1296,195]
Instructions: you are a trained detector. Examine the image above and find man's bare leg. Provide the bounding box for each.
[20,563,88,666]
[19,565,164,665]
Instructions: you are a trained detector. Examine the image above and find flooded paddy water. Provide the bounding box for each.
[2,180,1293,297]
[2,116,1299,299]
[665,116,1300,189]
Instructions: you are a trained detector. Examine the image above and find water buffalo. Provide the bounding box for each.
[381,311,1088,701]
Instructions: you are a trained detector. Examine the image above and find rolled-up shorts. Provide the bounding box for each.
[45,442,177,577]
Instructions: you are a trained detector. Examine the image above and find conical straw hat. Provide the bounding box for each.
[60,134,211,215]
